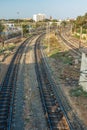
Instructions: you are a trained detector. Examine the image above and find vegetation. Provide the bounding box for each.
[22,24,29,34]
[0,43,16,54]
[61,20,67,27]
[75,13,87,28]
[70,87,87,97]
[72,13,87,34]
[0,22,5,40]
[0,22,4,34]
[50,51,73,64]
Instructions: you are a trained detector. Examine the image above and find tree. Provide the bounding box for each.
[0,22,4,35]
[22,24,29,35]
[61,21,67,27]
[0,22,5,45]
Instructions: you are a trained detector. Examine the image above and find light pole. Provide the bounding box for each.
[48,22,49,52]
[17,12,19,26]
[46,22,50,53]
[79,26,82,50]
[21,24,23,38]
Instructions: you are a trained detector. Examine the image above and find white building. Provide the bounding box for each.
[33,13,46,22]
[4,23,15,29]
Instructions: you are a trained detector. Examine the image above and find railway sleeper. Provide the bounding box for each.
[45,97,55,102]
[46,105,56,109]
[43,90,49,93]
[57,126,68,130]
[0,108,9,113]
[0,98,10,103]
[2,80,9,85]
[45,99,54,103]
[0,112,8,117]
[0,115,8,120]
[50,122,59,128]
[1,85,12,88]
[0,91,12,95]
[0,125,7,130]
[0,120,7,125]
[0,94,11,98]
[51,120,60,124]
[48,110,61,115]
[46,102,56,106]
[49,114,63,120]
[0,125,6,130]
[44,95,53,99]
[0,104,9,108]
[1,88,12,91]
[0,99,11,104]
[2,92,13,97]
[49,114,58,118]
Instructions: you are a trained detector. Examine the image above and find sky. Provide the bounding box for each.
[0,0,87,19]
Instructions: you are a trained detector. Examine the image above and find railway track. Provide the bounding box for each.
[0,37,32,130]
[58,32,81,56]
[35,34,87,130]
[35,35,70,130]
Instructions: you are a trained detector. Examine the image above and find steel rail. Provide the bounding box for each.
[0,36,33,130]
[35,34,70,130]
[40,35,87,130]
[58,32,81,56]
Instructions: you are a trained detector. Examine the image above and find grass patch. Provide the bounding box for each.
[70,87,87,97]
[74,33,80,39]
[25,118,30,122]
[50,51,73,64]
[0,48,5,53]
[49,49,61,58]
[8,44,15,51]
[61,56,73,64]
[0,44,16,55]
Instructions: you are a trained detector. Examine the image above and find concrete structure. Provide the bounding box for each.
[79,48,87,92]
[5,23,15,29]
[33,13,46,22]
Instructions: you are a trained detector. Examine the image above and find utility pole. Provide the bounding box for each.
[79,26,82,50]
[71,24,73,35]
[46,22,50,53]
[17,12,19,26]
[21,24,23,38]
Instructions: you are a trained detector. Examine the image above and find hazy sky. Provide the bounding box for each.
[0,0,87,19]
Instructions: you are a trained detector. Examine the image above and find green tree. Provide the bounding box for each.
[22,24,29,35]
[0,22,5,46]
[0,22,4,36]
[61,21,67,27]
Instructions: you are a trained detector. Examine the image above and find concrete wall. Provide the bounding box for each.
[79,52,87,92]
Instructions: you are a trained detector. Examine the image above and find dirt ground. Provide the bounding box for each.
[43,33,87,127]
[0,37,47,130]
[23,36,47,130]
[0,38,25,85]
[0,34,87,129]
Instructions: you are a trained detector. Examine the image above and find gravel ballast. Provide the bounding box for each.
[13,37,47,130]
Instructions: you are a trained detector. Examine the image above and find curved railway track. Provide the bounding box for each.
[0,37,32,130]
[35,35,70,130]
[58,32,81,56]
[35,34,87,130]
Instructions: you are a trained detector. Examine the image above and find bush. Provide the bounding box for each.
[70,87,87,97]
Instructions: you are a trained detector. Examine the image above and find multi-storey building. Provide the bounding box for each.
[33,13,46,22]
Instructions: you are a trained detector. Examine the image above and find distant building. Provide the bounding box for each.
[5,23,15,29]
[50,16,52,20]
[33,13,46,22]
[33,15,37,22]
[23,18,32,21]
